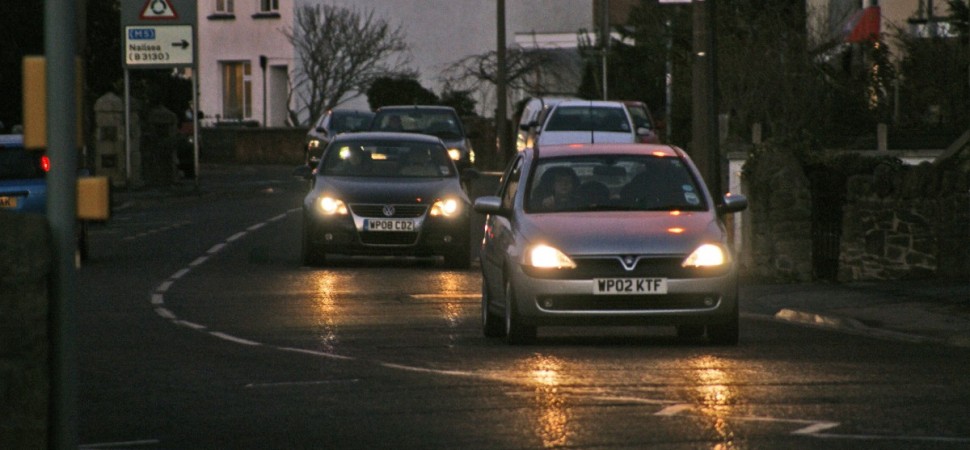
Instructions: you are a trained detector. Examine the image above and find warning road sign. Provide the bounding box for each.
[140,0,179,20]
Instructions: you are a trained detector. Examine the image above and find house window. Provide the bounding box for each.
[215,0,234,13]
[259,0,278,13]
[222,61,252,120]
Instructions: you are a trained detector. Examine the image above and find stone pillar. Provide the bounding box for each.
[93,93,126,187]
[141,106,179,186]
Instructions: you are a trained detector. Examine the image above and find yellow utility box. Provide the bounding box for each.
[77,176,110,221]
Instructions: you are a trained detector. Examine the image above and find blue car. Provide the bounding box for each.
[0,134,48,214]
[1,133,91,263]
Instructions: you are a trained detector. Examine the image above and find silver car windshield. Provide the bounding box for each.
[526,155,708,213]
[544,106,631,133]
[319,140,455,178]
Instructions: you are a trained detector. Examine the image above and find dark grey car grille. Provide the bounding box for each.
[350,204,428,218]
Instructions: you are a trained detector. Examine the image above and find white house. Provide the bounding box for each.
[195,0,295,127]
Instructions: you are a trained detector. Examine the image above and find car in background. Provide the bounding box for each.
[298,132,472,268]
[369,105,475,170]
[623,100,661,144]
[515,96,577,151]
[535,100,639,146]
[0,134,48,214]
[0,134,90,264]
[473,142,748,344]
[304,109,375,167]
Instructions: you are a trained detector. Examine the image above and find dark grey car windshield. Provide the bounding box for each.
[319,140,455,178]
[526,155,707,213]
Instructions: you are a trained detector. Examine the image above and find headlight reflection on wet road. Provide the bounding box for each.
[312,272,352,353]
[690,355,740,448]
[524,354,573,448]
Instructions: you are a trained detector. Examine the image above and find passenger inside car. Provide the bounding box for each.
[531,166,580,211]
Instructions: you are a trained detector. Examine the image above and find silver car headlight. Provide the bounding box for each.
[682,243,729,268]
[525,244,576,269]
[317,196,348,215]
[430,198,460,217]
[447,148,462,161]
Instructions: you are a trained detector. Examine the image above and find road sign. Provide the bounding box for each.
[140,0,180,20]
[124,25,194,67]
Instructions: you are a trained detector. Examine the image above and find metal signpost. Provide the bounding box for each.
[120,0,198,185]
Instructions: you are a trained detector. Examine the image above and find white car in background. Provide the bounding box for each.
[536,100,639,147]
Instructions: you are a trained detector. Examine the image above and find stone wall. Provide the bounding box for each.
[742,149,814,282]
[840,162,970,280]
[200,127,306,164]
[741,144,970,282]
[0,212,51,448]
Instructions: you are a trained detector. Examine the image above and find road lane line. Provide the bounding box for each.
[277,346,355,360]
[156,280,173,293]
[209,332,261,346]
[207,243,226,254]
[151,294,164,305]
[226,231,247,242]
[79,439,160,448]
[189,256,208,266]
[170,268,191,280]
[155,308,175,319]
[655,404,692,416]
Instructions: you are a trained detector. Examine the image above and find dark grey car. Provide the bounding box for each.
[299,132,472,268]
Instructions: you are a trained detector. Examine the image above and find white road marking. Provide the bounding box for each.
[154,308,175,319]
[245,379,360,388]
[170,268,191,280]
[207,243,226,254]
[79,439,160,448]
[209,332,261,346]
[150,294,164,305]
[655,404,692,416]
[226,231,247,242]
[156,280,173,293]
[247,223,265,231]
[189,256,208,266]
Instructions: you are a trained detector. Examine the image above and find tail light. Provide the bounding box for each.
[40,155,51,173]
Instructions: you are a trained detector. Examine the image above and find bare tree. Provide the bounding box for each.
[284,4,410,125]
[441,47,580,102]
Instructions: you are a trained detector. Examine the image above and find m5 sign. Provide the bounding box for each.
[120,0,197,69]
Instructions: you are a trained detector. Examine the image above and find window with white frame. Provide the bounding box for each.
[259,0,279,13]
[222,61,252,120]
[215,0,234,13]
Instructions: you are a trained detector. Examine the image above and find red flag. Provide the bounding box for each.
[845,6,881,43]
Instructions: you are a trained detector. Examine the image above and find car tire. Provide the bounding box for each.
[482,279,504,338]
[504,279,536,345]
[301,218,326,266]
[707,302,739,346]
[676,325,705,339]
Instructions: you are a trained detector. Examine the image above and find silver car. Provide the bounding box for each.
[473,143,747,345]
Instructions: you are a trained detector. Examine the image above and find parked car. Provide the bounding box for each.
[0,134,47,214]
[622,100,661,144]
[535,100,639,146]
[515,96,577,151]
[298,132,472,268]
[369,105,475,170]
[473,142,747,344]
[0,134,91,264]
[304,109,375,167]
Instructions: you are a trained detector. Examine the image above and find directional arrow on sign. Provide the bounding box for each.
[172,39,190,49]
